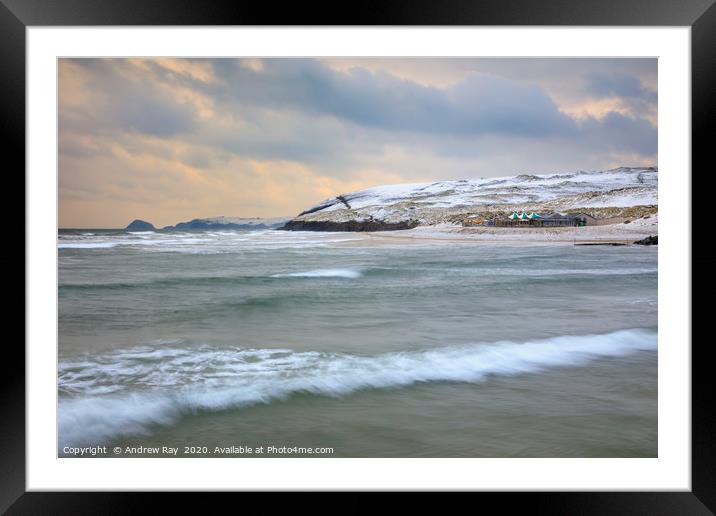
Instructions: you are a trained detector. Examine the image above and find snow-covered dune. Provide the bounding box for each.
[283,167,658,231]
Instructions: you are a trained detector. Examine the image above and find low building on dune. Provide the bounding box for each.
[490,212,591,227]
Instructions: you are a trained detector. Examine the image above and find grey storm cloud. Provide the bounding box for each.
[209,59,657,167]
[578,111,657,156]
[206,59,575,138]
[66,58,656,160]
[586,71,657,101]
[63,58,657,156]
[61,57,658,187]
[62,59,197,137]
[111,91,196,137]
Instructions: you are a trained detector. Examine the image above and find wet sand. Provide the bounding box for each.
[356,218,658,246]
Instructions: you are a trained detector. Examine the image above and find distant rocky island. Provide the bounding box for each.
[125,216,289,231]
[126,219,156,231]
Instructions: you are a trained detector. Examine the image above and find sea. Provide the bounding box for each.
[57,228,657,457]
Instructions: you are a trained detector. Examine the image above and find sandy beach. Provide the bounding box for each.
[358,214,658,245]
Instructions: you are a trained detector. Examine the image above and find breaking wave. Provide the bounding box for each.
[58,242,119,249]
[271,268,363,279]
[57,230,363,253]
[58,328,656,446]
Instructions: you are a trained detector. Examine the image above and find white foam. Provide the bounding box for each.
[58,328,656,446]
[271,268,363,279]
[58,230,365,254]
[58,242,119,249]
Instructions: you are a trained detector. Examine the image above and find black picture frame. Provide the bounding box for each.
[5,0,710,512]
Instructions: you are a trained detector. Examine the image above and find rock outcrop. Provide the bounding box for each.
[634,235,658,245]
[125,219,155,231]
[282,219,419,232]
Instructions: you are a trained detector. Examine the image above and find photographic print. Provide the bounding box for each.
[57,57,658,458]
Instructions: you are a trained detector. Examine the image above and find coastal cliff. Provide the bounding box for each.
[282,219,419,232]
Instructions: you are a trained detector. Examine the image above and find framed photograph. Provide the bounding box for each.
[8,0,710,511]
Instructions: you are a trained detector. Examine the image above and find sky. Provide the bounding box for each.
[59,58,657,228]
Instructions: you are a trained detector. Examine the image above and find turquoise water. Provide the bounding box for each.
[58,229,657,457]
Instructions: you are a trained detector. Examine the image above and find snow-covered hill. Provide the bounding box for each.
[283,167,657,231]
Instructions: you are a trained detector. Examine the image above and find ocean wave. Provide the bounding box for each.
[59,270,365,291]
[58,237,211,250]
[57,232,361,253]
[58,242,119,249]
[58,328,656,446]
[474,267,657,277]
[57,264,654,293]
[59,274,272,291]
[271,268,363,279]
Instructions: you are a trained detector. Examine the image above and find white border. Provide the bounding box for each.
[27,27,691,491]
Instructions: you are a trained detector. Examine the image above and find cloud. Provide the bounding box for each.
[578,111,657,156]
[200,59,576,138]
[322,57,658,118]
[61,60,204,137]
[586,72,657,101]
